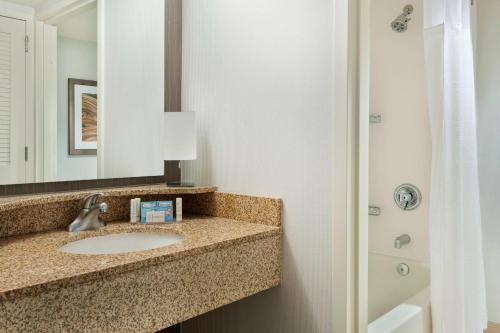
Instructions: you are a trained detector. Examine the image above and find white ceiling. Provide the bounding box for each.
[4,0,97,43]
[54,2,97,43]
[6,0,44,7]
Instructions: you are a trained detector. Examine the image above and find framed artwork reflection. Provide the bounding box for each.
[68,78,97,156]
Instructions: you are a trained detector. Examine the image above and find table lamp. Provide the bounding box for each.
[163,112,196,187]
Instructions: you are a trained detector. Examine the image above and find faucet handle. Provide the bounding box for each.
[82,193,104,209]
[99,202,108,213]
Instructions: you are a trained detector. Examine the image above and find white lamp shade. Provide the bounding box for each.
[163,112,197,161]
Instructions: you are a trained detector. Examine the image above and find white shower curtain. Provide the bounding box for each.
[423,1,488,332]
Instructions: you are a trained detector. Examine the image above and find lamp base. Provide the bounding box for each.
[166,181,195,187]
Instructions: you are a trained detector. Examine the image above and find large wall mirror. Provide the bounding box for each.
[0,0,173,187]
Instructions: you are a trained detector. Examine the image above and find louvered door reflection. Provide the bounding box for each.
[0,16,26,184]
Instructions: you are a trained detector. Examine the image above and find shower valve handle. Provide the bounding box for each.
[394,184,422,211]
[399,193,413,208]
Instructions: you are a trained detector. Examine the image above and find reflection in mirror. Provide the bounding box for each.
[0,0,166,186]
[98,0,164,180]
[56,2,98,181]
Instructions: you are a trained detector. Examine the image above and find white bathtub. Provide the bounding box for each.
[368,253,432,333]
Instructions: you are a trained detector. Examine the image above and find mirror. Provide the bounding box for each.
[0,0,168,185]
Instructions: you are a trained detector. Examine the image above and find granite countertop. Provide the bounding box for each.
[0,185,217,212]
[0,216,280,300]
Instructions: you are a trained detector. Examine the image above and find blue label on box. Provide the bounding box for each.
[157,201,173,222]
[140,201,173,223]
[140,202,157,224]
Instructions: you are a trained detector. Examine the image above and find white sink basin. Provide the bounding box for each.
[59,232,183,255]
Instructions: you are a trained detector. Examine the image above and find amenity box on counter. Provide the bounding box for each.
[140,201,173,224]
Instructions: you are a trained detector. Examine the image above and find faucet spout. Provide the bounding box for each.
[68,193,108,232]
[394,234,411,249]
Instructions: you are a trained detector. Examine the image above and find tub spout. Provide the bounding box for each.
[394,234,411,249]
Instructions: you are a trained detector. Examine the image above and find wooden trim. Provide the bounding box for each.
[165,160,181,184]
[165,0,182,112]
[0,175,165,197]
[486,322,500,333]
[68,78,97,156]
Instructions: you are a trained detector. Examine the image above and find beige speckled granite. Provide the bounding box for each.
[0,186,283,238]
[0,217,279,299]
[0,185,216,238]
[0,232,280,332]
[0,187,282,332]
[184,192,282,227]
[0,185,216,211]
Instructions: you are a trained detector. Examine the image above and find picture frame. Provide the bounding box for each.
[68,78,97,156]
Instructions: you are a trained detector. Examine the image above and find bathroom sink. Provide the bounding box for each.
[58,232,183,255]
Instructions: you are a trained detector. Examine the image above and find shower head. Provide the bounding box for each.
[391,5,413,33]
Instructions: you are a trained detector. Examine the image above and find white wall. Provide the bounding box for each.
[98,0,164,179]
[182,0,334,332]
[476,0,500,323]
[56,36,97,181]
[369,0,431,262]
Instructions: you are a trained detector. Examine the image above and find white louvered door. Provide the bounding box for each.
[0,16,26,184]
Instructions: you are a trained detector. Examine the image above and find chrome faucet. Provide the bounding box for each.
[394,234,411,249]
[68,193,108,232]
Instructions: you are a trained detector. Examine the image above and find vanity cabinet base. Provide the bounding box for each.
[0,235,280,333]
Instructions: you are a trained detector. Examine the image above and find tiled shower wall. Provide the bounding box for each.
[369,0,432,262]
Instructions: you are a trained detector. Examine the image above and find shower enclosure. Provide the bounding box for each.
[365,1,432,332]
[358,0,490,332]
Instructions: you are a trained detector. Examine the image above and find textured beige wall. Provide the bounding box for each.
[182,0,335,331]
